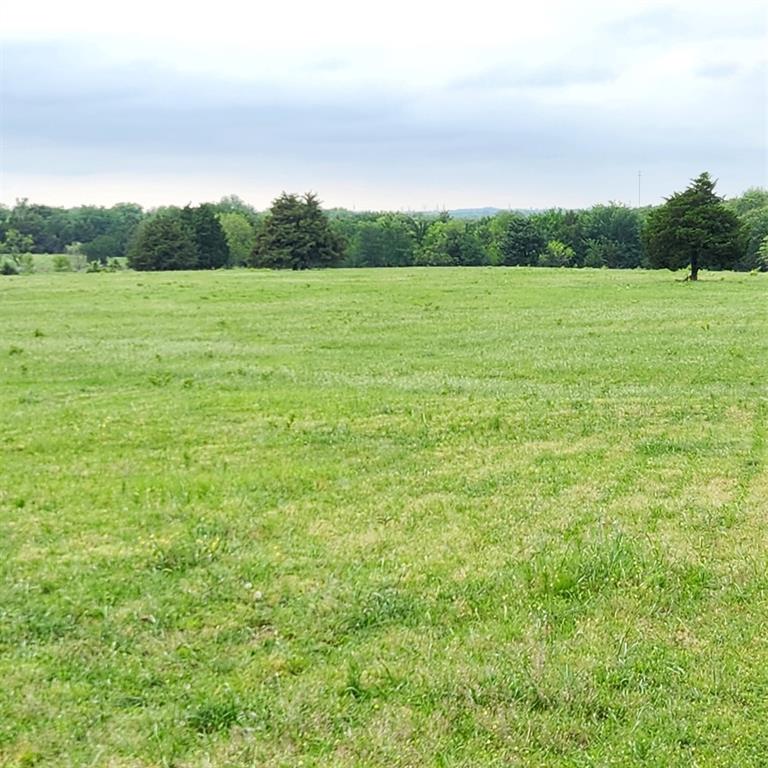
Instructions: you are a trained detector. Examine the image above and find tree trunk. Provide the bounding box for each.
[690,254,699,281]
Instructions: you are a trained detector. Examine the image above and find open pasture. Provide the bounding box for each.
[1,268,766,766]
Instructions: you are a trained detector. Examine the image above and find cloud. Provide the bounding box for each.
[1,23,765,210]
[607,4,766,45]
[452,63,618,92]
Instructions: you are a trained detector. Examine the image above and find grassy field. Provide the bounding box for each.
[1,254,128,274]
[1,267,766,767]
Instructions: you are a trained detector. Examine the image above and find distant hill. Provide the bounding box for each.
[326,207,543,220]
[433,208,543,219]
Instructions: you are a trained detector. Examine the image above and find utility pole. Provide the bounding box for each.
[637,170,642,208]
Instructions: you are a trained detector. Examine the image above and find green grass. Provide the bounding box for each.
[1,267,766,767]
[3,254,128,274]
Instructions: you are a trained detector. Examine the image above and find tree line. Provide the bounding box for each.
[2,176,767,276]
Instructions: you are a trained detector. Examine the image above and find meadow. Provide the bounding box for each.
[1,267,766,767]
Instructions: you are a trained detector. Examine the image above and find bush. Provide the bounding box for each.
[52,255,72,272]
[538,240,576,267]
[18,254,35,274]
[1,259,19,275]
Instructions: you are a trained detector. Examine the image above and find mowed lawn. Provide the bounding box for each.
[1,267,766,767]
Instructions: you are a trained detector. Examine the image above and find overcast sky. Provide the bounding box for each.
[1,0,766,210]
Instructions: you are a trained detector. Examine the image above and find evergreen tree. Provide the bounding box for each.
[183,204,230,269]
[250,193,344,269]
[127,209,198,271]
[643,172,742,280]
[496,213,545,266]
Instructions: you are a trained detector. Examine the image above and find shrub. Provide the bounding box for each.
[1,260,19,276]
[52,255,72,272]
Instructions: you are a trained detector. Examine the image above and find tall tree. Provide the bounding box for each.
[251,192,344,269]
[184,204,229,269]
[643,173,742,280]
[494,212,545,266]
[414,219,488,266]
[127,209,198,271]
[346,214,416,267]
[217,212,257,266]
[727,187,768,270]
[580,204,643,268]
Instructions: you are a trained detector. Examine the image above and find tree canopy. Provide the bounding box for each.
[128,210,198,271]
[643,172,743,280]
[3,179,766,275]
[250,193,344,269]
[183,204,229,269]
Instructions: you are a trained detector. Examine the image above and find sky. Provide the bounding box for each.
[1,0,766,211]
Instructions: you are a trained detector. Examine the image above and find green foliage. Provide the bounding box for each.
[727,188,768,270]
[17,254,35,274]
[0,228,35,255]
[251,192,344,269]
[81,234,120,263]
[583,237,617,268]
[52,255,72,272]
[345,214,416,267]
[495,213,545,266]
[415,219,487,266]
[183,204,230,269]
[212,194,260,225]
[128,205,229,271]
[580,204,643,268]
[643,172,743,280]
[532,209,585,263]
[538,239,575,267]
[217,212,256,266]
[756,235,768,271]
[3,183,764,277]
[0,259,19,275]
[2,199,146,256]
[128,209,198,271]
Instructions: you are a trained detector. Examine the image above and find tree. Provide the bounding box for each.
[0,228,34,255]
[643,172,742,281]
[415,219,488,266]
[531,209,585,265]
[251,192,344,269]
[213,194,260,225]
[538,240,575,267]
[127,209,198,271]
[183,204,229,269]
[493,212,545,266]
[580,204,642,268]
[217,212,256,266]
[346,214,416,267]
[81,234,121,262]
[727,188,768,270]
[756,235,768,271]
